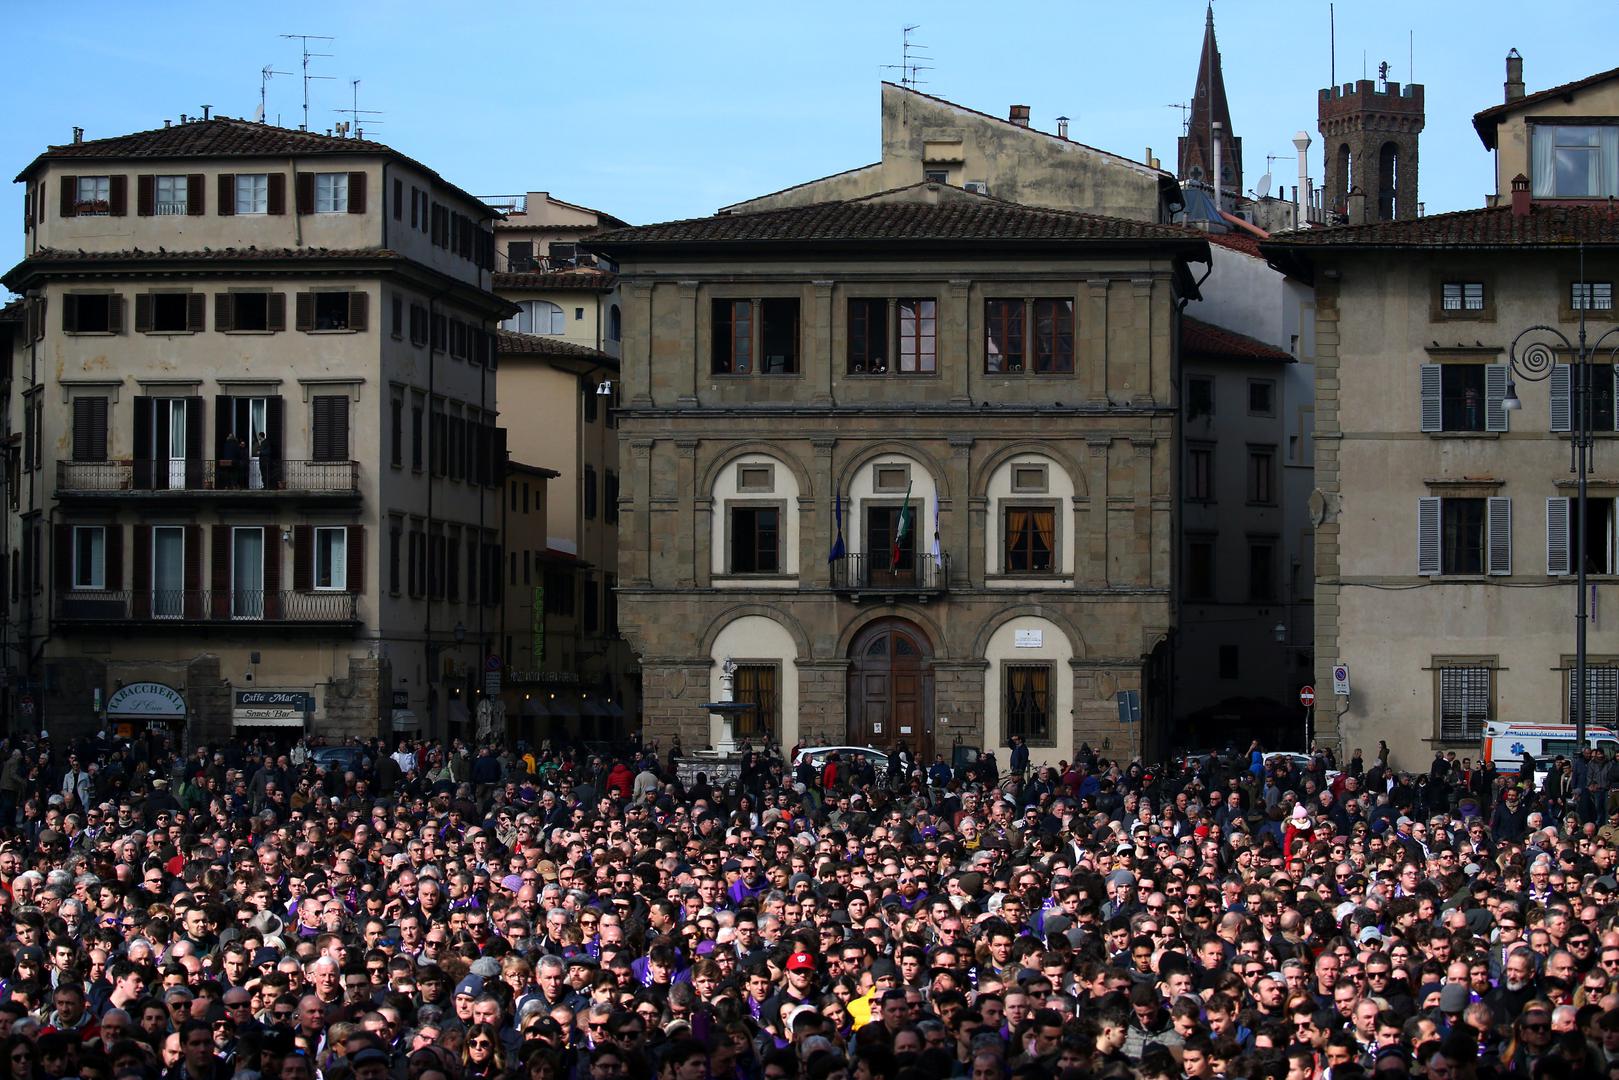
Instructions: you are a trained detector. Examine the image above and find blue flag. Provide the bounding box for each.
[829,489,847,563]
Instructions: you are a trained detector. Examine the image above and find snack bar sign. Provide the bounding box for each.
[233,690,314,724]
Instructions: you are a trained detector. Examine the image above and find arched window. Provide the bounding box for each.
[503,300,564,336]
[1377,141,1399,221]
[608,303,622,342]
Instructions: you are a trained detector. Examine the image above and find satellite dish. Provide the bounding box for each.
[1255,172,1274,200]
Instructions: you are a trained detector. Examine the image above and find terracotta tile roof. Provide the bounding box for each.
[495,328,613,362]
[0,298,22,323]
[1181,316,1293,362]
[1473,66,1619,149]
[1205,231,1264,258]
[589,184,1208,251]
[16,117,500,216]
[492,270,618,291]
[1260,204,1619,253]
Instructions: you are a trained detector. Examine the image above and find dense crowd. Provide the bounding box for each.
[0,727,1614,1080]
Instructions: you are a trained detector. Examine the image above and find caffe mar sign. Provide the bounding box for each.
[233,690,314,725]
[106,682,187,718]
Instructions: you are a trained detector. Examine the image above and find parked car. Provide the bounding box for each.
[310,745,369,774]
[791,745,891,784]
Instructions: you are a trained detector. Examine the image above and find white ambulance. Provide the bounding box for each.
[1481,720,1619,778]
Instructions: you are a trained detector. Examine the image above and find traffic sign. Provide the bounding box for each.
[1299,686,1316,708]
[485,654,502,672]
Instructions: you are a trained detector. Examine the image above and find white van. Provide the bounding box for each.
[1481,720,1619,776]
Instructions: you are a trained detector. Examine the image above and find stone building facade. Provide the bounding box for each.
[590,183,1208,767]
[3,117,509,745]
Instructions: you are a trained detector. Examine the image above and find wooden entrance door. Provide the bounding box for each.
[847,619,933,762]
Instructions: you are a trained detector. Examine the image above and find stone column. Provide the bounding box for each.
[627,440,653,586]
[949,436,976,588]
[811,281,835,406]
[810,438,836,587]
[1084,279,1110,404]
[693,495,714,588]
[1084,438,1112,586]
[675,281,700,407]
[625,282,654,408]
[1131,277,1156,405]
[1131,438,1155,587]
[946,280,972,403]
[674,439,698,587]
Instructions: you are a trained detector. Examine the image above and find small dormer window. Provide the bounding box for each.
[1532,124,1619,198]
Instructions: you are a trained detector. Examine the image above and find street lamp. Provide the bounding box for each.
[1504,256,1619,747]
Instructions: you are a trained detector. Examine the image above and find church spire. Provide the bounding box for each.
[1177,3,1243,197]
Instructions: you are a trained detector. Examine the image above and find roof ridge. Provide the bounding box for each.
[1472,64,1619,148]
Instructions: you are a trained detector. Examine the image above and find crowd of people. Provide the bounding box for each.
[0,727,1612,1080]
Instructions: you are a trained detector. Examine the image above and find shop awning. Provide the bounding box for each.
[547,696,582,718]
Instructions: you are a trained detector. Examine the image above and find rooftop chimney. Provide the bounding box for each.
[1056,115,1070,139]
[1009,105,1030,128]
[201,104,212,120]
[71,126,83,144]
[1505,48,1525,103]
[1511,173,1532,217]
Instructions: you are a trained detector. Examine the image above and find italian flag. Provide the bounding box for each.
[892,481,912,568]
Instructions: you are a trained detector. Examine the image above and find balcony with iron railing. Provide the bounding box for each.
[830,553,950,600]
[54,589,359,628]
[56,459,360,499]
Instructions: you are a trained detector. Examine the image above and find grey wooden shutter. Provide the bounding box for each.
[72,397,107,461]
[267,293,286,332]
[312,396,349,461]
[1485,364,1510,432]
[347,291,368,332]
[214,293,234,333]
[1487,496,1512,576]
[217,174,236,216]
[134,293,152,333]
[1548,497,1571,576]
[295,293,313,332]
[107,294,123,333]
[108,175,127,216]
[1420,364,1443,432]
[1551,364,1572,432]
[186,292,205,332]
[1418,497,1442,576]
[347,172,366,214]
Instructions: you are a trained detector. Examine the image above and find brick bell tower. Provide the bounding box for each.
[1318,69,1425,224]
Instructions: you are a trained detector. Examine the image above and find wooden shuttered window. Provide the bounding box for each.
[137,175,154,216]
[52,524,71,592]
[295,172,314,215]
[348,291,368,332]
[187,291,205,332]
[347,171,367,214]
[1548,497,1572,576]
[311,395,350,461]
[108,175,127,216]
[210,525,231,619]
[1417,497,1441,576]
[217,174,235,216]
[346,525,364,595]
[267,173,286,215]
[295,292,313,332]
[293,526,312,591]
[132,526,151,619]
[187,174,205,216]
[1487,496,1512,576]
[71,397,108,461]
[60,175,76,218]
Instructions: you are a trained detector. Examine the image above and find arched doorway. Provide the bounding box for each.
[847,618,934,762]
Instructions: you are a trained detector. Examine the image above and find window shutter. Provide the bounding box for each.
[1485,364,1510,432]
[61,294,79,333]
[60,176,76,218]
[267,292,286,332]
[186,174,205,215]
[134,293,152,333]
[72,397,108,461]
[108,175,127,216]
[266,397,284,458]
[1487,496,1512,576]
[214,293,234,333]
[348,291,368,332]
[214,395,232,460]
[347,171,367,214]
[131,526,151,619]
[217,174,236,216]
[1418,497,1441,576]
[186,291,205,332]
[312,396,350,461]
[137,175,155,216]
[184,399,204,482]
[53,524,71,591]
[1419,364,1442,432]
[295,292,313,332]
[105,526,123,590]
[107,294,123,333]
[347,525,364,593]
[296,173,314,214]
[393,177,402,221]
[184,524,203,619]
[263,529,282,619]
[1550,364,1572,432]
[293,526,312,591]
[1548,497,1571,576]
[132,397,152,488]
[267,173,286,216]
[210,525,231,619]
[22,184,30,232]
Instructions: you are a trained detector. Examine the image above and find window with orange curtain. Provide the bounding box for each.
[1004,507,1055,573]
[1005,663,1052,744]
[733,664,778,739]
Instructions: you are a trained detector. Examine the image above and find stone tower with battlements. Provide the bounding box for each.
[1319,77,1425,224]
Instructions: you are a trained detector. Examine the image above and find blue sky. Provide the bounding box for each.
[3,0,1615,271]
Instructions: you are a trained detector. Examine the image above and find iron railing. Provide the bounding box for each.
[57,459,360,495]
[54,589,358,624]
[830,553,949,593]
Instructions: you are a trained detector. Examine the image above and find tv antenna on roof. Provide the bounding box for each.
[258,64,291,124]
[881,25,933,89]
[1167,102,1190,137]
[280,33,334,131]
[335,79,383,139]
